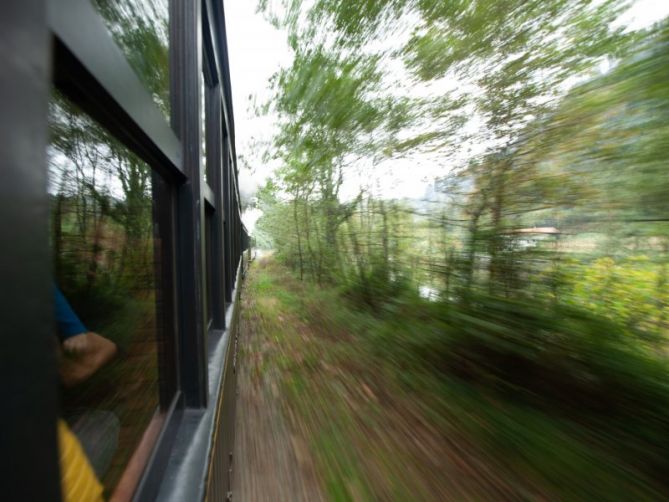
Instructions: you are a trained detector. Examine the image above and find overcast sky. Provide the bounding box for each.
[224,0,669,230]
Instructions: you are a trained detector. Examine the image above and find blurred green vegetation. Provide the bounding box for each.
[49,93,157,336]
[246,259,668,499]
[250,0,669,497]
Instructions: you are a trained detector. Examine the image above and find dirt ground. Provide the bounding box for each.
[232,279,325,501]
[231,260,507,501]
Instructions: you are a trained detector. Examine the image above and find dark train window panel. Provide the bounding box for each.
[201,68,209,185]
[205,207,215,329]
[202,17,216,186]
[48,90,168,494]
[91,0,170,120]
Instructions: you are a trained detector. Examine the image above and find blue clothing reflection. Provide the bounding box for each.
[54,285,88,340]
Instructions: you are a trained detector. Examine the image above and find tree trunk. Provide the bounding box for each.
[293,195,304,280]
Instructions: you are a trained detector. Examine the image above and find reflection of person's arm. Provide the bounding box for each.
[54,285,91,353]
[53,284,117,385]
[54,285,88,339]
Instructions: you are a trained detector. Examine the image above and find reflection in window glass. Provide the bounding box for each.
[201,70,208,184]
[49,92,164,493]
[205,209,214,327]
[92,0,170,119]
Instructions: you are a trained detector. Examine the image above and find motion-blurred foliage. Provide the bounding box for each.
[252,0,669,495]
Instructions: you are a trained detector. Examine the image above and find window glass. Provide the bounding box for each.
[48,91,166,493]
[92,0,170,120]
[204,210,212,327]
[201,70,208,184]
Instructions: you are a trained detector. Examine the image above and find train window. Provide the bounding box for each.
[202,13,217,186]
[48,91,168,493]
[222,148,232,303]
[205,207,215,329]
[201,69,209,185]
[91,0,170,120]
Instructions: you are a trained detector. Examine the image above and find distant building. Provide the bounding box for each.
[512,227,561,249]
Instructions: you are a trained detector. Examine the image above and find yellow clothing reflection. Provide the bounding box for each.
[58,420,104,502]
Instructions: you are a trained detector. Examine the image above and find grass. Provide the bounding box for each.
[243,257,669,500]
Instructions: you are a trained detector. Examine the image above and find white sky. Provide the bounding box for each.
[224,0,669,231]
